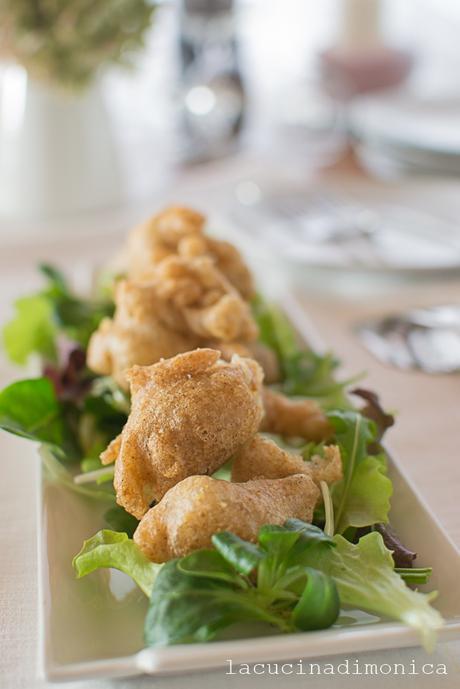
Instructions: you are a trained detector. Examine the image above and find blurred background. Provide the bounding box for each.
[2,0,460,372]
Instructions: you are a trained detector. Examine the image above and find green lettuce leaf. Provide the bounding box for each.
[251,296,352,407]
[2,264,114,366]
[73,529,160,597]
[40,263,114,348]
[144,520,340,647]
[302,532,443,651]
[0,377,78,458]
[42,449,115,503]
[3,295,57,364]
[333,456,393,533]
[104,505,139,537]
[211,532,264,575]
[328,410,393,533]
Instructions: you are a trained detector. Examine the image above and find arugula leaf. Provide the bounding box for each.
[328,411,392,534]
[252,296,351,407]
[302,532,443,651]
[39,264,69,294]
[0,377,78,458]
[39,264,114,348]
[73,529,159,597]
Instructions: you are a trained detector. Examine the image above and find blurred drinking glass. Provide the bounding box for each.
[177,0,245,162]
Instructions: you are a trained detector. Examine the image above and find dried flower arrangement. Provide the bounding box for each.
[0,0,156,90]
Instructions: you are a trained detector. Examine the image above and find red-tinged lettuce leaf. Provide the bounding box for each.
[351,388,394,443]
[374,523,416,568]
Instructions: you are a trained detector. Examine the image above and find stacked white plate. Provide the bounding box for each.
[349,91,460,177]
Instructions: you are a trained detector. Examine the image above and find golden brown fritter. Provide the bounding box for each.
[261,387,333,441]
[153,255,258,342]
[231,435,342,485]
[134,473,320,562]
[212,341,281,384]
[102,349,264,519]
[87,280,200,388]
[126,206,254,299]
[87,256,258,388]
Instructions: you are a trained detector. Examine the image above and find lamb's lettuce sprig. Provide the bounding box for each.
[73,521,442,650]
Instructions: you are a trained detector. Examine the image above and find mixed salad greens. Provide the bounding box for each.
[0,265,443,650]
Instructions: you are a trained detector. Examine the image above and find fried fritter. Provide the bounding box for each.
[153,255,257,342]
[126,206,254,299]
[134,473,320,562]
[87,280,200,388]
[87,256,258,388]
[102,349,264,519]
[213,341,281,384]
[261,387,333,441]
[231,435,342,485]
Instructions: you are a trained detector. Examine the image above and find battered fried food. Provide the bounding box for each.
[126,206,254,299]
[87,280,201,388]
[261,387,333,441]
[87,256,258,388]
[134,473,320,562]
[231,435,342,484]
[153,255,257,342]
[213,341,281,384]
[101,349,264,519]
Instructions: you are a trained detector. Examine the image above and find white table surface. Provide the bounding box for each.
[1,158,460,688]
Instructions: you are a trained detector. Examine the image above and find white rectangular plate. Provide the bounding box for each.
[39,295,460,682]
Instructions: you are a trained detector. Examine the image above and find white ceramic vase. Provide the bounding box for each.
[0,63,123,221]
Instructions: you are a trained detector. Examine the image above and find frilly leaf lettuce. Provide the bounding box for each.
[3,295,57,364]
[333,456,393,533]
[2,263,113,366]
[73,529,160,597]
[302,532,443,651]
[328,410,393,533]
